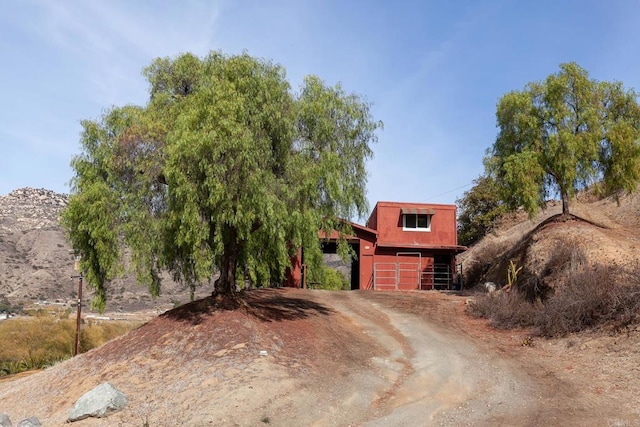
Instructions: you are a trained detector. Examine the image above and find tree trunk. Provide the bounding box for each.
[561,192,570,218]
[214,226,239,295]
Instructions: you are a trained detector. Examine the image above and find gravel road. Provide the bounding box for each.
[320,291,541,426]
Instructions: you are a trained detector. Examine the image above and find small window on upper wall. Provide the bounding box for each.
[403,213,431,231]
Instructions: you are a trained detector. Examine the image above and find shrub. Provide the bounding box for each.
[307,265,350,290]
[469,263,640,337]
[468,291,540,329]
[517,269,553,303]
[462,239,509,287]
[0,296,11,313]
[542,238,587,277]
[319,267,350,290]
[536,264,640,337]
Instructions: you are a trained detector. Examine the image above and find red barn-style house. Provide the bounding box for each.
[288,201,467,290]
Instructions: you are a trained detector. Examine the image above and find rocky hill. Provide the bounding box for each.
[0,188,207,311]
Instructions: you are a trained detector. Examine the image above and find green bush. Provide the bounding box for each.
[307,265,350,290]
[456,175,509,246]
[0,296,12,313]
[321,267,350,290]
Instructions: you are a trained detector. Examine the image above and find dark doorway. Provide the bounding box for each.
[320,241,360,290]
[350,243,360,290]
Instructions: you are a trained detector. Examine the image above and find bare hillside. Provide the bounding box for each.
[458,189,640,288]
[2,289,638,426]
[0,188,208,311]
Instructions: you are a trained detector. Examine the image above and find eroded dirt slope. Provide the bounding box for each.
[459,189,640,288]
[1,289,638,426]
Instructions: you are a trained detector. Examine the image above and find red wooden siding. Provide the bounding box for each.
[286,201,466,289]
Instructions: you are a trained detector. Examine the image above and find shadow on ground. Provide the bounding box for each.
[162,289,333,324]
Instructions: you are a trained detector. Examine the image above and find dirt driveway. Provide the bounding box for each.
[320,291,539,426]
[0,289,638,426]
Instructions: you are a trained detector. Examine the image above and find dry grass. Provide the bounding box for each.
[541,236,588,276]
[462,185,640,339]
[468,263,640,337]
[0,318,74,374]
[80,321,140,352]
[467,291,541,329]
[0,315,140,376]
[462,239,510,287]
[535,264,640,337]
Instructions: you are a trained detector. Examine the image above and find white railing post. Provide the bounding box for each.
[373,263,376,290]
[395,263,398,290]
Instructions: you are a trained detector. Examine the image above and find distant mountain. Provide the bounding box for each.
[0,188,208,311]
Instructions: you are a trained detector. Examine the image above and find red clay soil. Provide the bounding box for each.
[0,288,639,426]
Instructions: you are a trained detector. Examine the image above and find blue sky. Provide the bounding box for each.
[2,1,640,214]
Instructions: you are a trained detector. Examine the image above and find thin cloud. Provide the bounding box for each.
[3,0,640,205]
[34,2,116,55]
[30,1,221,106]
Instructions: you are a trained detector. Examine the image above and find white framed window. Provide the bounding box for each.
[403,213,431,231]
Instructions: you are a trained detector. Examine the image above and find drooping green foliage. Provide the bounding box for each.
[456,175,508,246]
[62,51,381,310]
[486,62,640,217]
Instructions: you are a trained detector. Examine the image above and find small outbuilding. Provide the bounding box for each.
[287,201,467,290]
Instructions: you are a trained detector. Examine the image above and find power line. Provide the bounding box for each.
[419,182,474,202]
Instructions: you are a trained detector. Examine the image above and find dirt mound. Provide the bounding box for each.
[458,189,640,288]
[0,289,389,426]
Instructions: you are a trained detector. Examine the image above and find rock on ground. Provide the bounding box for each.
[16,417,41,427]
[0,414,11,427]
[68,382,128,422]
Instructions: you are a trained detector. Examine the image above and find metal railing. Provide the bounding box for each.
[373,262,399,290]
[374,262,456,290]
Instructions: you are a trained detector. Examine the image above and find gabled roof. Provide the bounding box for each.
[348,221,378,236]
[318,219,377,242]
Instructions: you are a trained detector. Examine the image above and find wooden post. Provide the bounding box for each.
[72,253,83,357]
[373,263,376,290]
[72,273,83,356]
[302,264,307,289]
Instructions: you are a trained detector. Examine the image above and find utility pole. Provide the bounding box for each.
[71,254,83,356]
